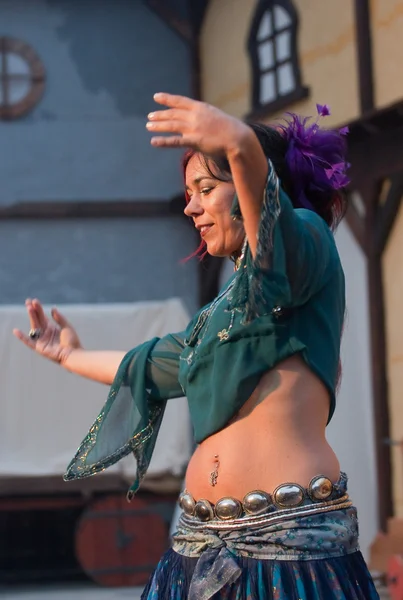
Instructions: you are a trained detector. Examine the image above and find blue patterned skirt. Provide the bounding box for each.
[141,490,379,599]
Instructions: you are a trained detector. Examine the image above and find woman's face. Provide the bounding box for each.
[184,153,245,257]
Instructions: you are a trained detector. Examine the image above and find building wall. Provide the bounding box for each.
[372,0,403,109]
[200,0,255,119]
[0,0,191,203]
[202,0,403,120]
[200,0,360,126]
[0,0,198,312]
[383,202,403,516]
[0,217,197,313]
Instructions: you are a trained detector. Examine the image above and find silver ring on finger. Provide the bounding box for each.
[29,328,42,340]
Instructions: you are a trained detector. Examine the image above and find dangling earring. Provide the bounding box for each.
[231,238,247,271]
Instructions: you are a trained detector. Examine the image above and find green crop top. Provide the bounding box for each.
[64,160,345,499]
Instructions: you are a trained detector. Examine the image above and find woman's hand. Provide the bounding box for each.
[13,299,83,365]
[146,93,253,158]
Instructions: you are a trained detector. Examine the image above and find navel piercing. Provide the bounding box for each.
[210,455,220,487]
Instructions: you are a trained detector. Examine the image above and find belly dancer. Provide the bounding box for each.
[14,94,379,599]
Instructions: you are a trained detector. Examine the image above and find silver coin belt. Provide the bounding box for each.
[179,473,349,526]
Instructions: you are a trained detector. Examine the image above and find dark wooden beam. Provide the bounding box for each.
[342,176,393,529]
[375,173,403,256]
[0,473,183,497]
[354,0,374,113]
[345,107,403,530]
[345,99,403,141]
[368,254,392,530]
[0,199,184,220]
[0,474,128,497]
[345,197,368,256]
[146,0,192,42]
[187,0,211,35]
[346,167,394,530]
[189,15,202,101]
[349,125,403,181]
[364,179,393,530]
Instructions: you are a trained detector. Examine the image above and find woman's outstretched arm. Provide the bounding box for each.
[13,298,125,384]
[62,349,125,384]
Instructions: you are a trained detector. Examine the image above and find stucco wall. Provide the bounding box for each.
[372,0,403,109]
[200,0,360,126]
[0,0,191,204]
[0,217,198,314]
[0,0,198,311]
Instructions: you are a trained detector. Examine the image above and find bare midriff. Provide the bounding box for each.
[185,354,340,502]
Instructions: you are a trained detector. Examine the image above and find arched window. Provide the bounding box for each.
[0,37,46,120]
[247,0,308,117]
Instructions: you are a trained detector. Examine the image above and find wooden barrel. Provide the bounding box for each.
[75,493,174,587]
[387,555,403,600]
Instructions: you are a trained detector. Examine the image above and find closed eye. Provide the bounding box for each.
[201,187,214,195]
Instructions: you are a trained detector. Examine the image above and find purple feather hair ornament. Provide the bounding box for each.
[277,104,350,210]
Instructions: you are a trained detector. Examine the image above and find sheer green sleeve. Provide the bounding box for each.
[63,332,185,498]
[230,159,339,321]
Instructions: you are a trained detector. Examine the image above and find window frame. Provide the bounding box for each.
[0,37,46,121]
[246,0,309,120]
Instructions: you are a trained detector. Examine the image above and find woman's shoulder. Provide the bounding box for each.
[294,208,335,237]
[294,208,342,264]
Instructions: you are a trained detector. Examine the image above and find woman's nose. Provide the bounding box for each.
[184,195,203,217]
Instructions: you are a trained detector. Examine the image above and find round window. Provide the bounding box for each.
[0,37,46,120]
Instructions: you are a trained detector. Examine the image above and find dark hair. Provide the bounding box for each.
[182,123,348,232]
[249,123,347,230]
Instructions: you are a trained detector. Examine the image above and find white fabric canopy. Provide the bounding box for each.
[0,299,192,482]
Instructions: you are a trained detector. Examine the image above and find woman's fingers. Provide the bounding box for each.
[32,299,48,329]
[153,92,196,109]
[25,298,41,331]
[150,136,189,148]
[51,307,70,329]
[147,108,187,121]
[148,94,204,148]
[146,120,187,134]
[13,328,36,350]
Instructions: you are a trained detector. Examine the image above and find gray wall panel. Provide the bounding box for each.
[0,0,191,204]
[0,217,198,314]
[0,0,198,310]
